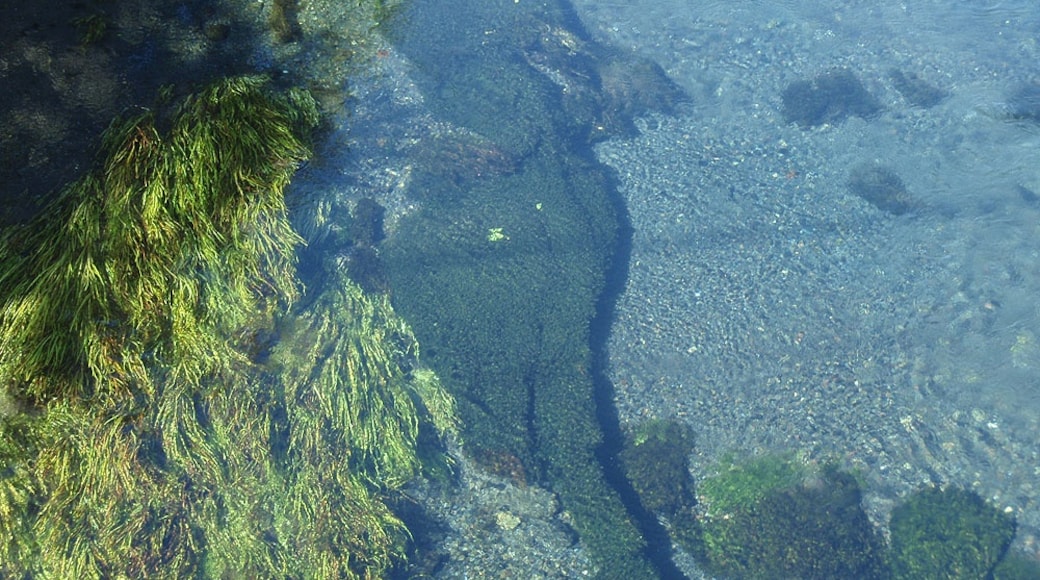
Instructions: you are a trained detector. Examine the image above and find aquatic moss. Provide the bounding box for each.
[694,459,887,579]
[384,148,653,576]
[0,76,456,578]
[889,486,1015,580]
[383,0,664,575]
[697,453,805,517]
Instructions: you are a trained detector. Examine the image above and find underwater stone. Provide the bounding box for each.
[1007,82,1040,123]
[889,69,948,108]
[695,462,887,579]
[782,69,881,128]
[352,196,386,247]
[889,487,1015,580]
[847,163,913,215]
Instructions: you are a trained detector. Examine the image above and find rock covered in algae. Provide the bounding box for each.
[692,455,887,579]
[889,487,1016,580]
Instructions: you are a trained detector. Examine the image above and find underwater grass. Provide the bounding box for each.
[0,76,314,406]
[0,76,456,578]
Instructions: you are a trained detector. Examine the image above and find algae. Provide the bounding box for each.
[0,76,456,578]
[382,0,678,575]
[889,487,1015,580]
[693,456,887,579]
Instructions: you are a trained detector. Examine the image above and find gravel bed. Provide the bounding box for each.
[573,0,1040,565]
[401,446,595,579]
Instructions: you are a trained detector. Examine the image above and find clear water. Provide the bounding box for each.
[574,0,1040,562]
[292,0,1040,573]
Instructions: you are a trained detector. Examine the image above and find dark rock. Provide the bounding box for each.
[782,69,882,128]
[203,21,231,42]
[343,245,390,294]
[889,69,948,108]
[520,11,687,141]
[847,164,913,215]
[1016,184,1039,205]
[1007,82,1040,122]
[596,53,688,137]
[351,197,385,247]
[269,0,300,43]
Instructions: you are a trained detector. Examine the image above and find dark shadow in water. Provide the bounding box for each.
[0,0,288,221]
[588,161,689,580]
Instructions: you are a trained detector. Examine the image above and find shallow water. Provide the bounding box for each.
[285,0,1040,574]
[572,0,1040,564]
[289,0,1040,573]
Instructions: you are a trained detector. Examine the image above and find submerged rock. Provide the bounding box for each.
[847,163,913,215]
[782,69,881,128]
[889,69,948,108]
[1007,81,1040,123]
[521,10,687,140]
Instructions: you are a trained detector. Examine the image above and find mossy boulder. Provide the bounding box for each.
[889,487,1016,580]
[692,456,887,579]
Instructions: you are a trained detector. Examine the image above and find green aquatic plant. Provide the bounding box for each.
[270,271,459,575]
[889,486,1015,580]
[71,13,108,46]
[697,452,805,517]
[0,75,315,407]
[0,409,36,572]
[693,456,887,579]
[0,76,456,578]
[274,272,458,489]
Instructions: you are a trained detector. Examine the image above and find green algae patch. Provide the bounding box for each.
[0,76,456,578]
[381,0,672,575]
[889,487,1015,580]
[693,456,887,579]
[697,453,806,518]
